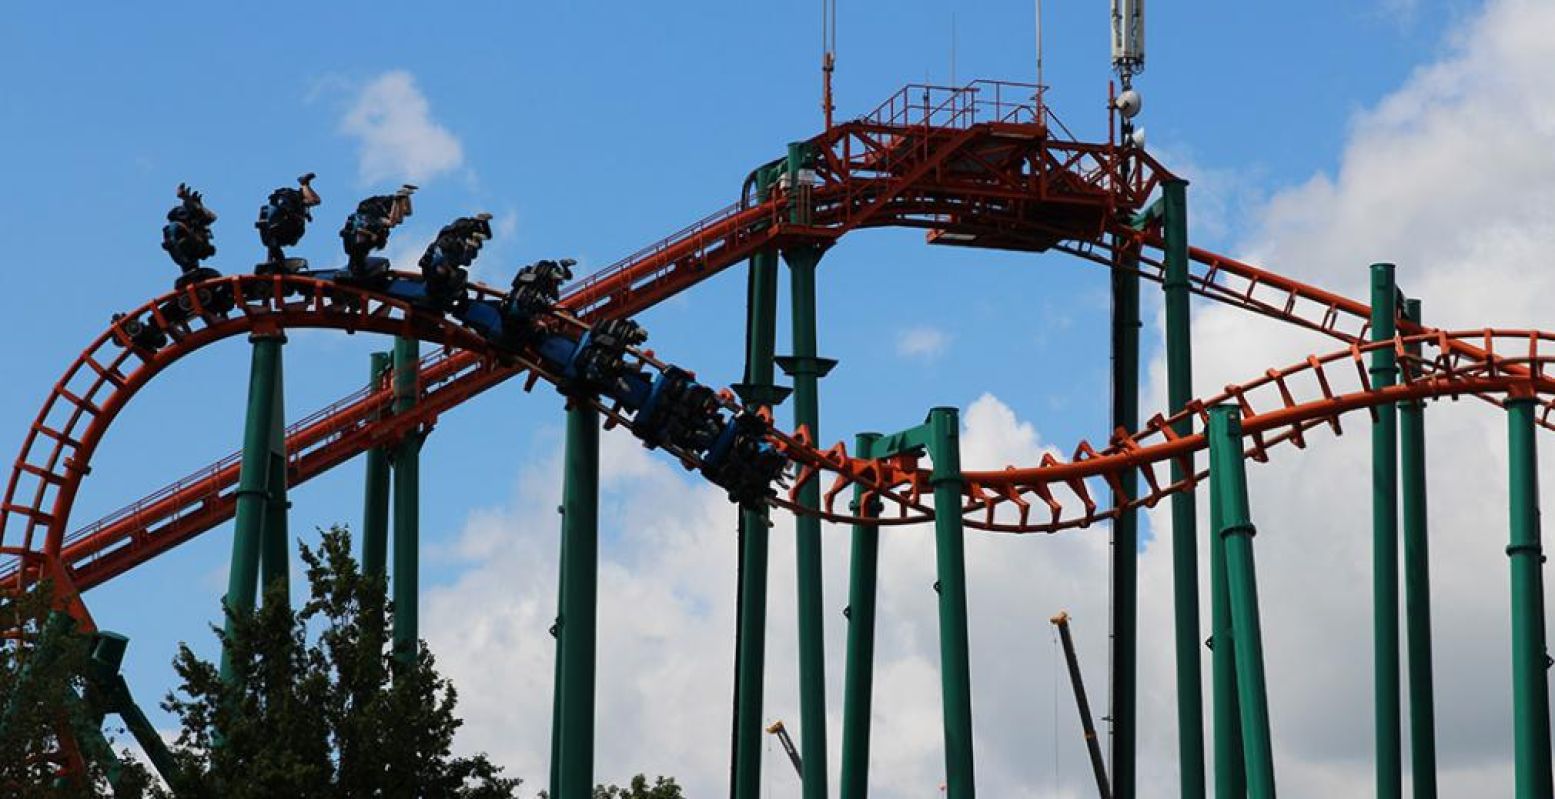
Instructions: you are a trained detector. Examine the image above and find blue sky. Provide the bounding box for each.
[3,1,1542,795]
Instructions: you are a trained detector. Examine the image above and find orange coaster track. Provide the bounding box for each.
[4,79,1554,617]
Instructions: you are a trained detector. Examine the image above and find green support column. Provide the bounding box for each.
[1399,299,1437,799]
[778,139,835,799]
[221,331,285,683]
[1110,232,1142,798]
[1162,177,1207,799]
[1211,464,1246,799]
[840,432,883,799]
[261,340,290,599]
[391,336,422,668]
[779,238,836,799]
[928,407,976,798]
[363,351,392,581]
[1208,407,1275,798]
[1506,397,1553,799]
[550,531,567,799]
[731,161,788,799]
[1370,264,1401,799]
[557,404,600,798]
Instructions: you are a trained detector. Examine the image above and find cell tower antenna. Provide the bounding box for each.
[1109,0,1145,147]
[822,0,838,130]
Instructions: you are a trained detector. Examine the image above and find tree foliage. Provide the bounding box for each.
[155,526,518,798]
[0,582,153,797]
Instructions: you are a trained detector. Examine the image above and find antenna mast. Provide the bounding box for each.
[822,0,837,131]
[1109,0,1146,147]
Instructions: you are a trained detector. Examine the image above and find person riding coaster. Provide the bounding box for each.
[419,212,493,310]
[339,184,416,282]
[162,183,219,288]
[255,172,321,274]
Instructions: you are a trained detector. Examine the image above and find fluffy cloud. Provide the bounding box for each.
[340,71,464,186]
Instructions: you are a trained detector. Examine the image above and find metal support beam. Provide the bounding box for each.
[391,336,422,669]
[779,232,836,799]
[221,331,285,683]
[1506,397,1553,799]
[1162,177,1206,799]
[1211,461,1246,799]
[556,403,600,798]
[1399,298,1437,799]
[732,161,786,799]
[1208,407,1275,798]
[261,348,289,599]
[1370,264,1401,799]
[929,407,977,798]
[362,351,392,581]
[550,530,566,799]
[1110,232,1141,799]
[841,432,883,799]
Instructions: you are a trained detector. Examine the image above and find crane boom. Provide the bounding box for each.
[765,719,803,779]
[1051,611,1112,799]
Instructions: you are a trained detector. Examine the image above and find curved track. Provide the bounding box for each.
[4,79,1553,628]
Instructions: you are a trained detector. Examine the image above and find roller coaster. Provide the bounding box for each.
[3,74,1554,798]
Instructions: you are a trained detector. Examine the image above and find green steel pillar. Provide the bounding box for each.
[1162,177,1207,799]
[363,351,392,581]
[779,239,836,799]
[1210,473,1246,799]
[841,432,883,799]
[779,139,835,799]
[1370,264,1402,799]
[1208,407,1276,798]
[928,407,976,798]
[1110,232,1142,798]
[731,161,788,799]
[391,336,422,668]
[261,348,290,599]
[1506,397,1553,799]
[550,531,567,799]
[556,404,600,798]
[1399,299,1438,799]
[221,331,285,683]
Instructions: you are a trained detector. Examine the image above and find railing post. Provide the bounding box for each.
[1162,177,1206,799]
[1399,298,1437,798]
[391,336,422,669]
[840,432,883,799]
[1370,264,1401,799]
[1109,228,1142,799]
[1208,406,1276,798]
[557,403,600,798]
[928,407,976,798]
[1506,396,1553,799]
[221,330,285,684]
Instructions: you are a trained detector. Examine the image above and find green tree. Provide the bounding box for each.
[0,581,154,798]
[590,775,685,799]
[155,525,518,798]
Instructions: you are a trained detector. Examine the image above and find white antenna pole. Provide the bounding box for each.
[1036,0,1044,89]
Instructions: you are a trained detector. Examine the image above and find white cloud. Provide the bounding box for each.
[340,71,464,186]
[896,326,950,361]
